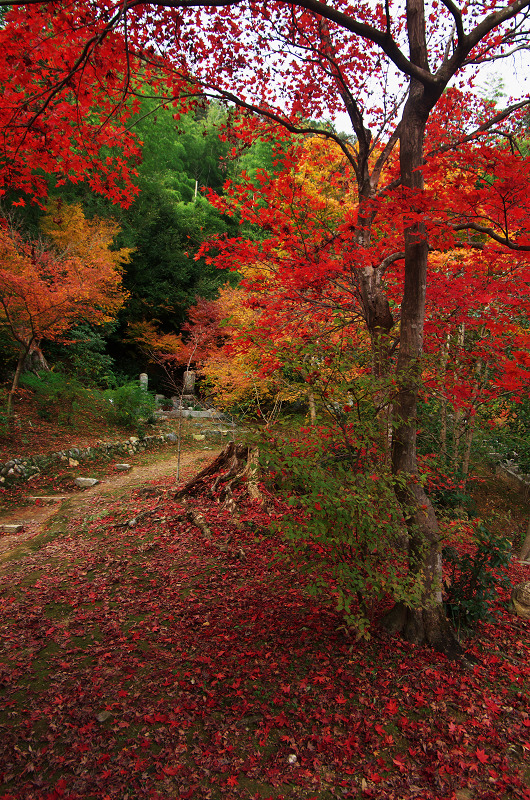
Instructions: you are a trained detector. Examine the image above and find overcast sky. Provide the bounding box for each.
[473,50,530,103]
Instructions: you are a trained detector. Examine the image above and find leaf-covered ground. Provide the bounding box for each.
[0,471,529,800]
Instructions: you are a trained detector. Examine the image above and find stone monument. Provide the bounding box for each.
[182,370,196,405]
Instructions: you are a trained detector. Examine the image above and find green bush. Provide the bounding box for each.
[443,523,512,628]
[42,323,118,388]
[66,324,117,387]
[20,370,100,425]
[261,421,424,639]
[105,381,157,432]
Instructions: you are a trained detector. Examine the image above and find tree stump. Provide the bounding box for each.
[511,582,530,620]
[174,442,250,499]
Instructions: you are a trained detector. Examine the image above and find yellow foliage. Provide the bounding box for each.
[201,349,277,411]
[41,199,132,319]
[198,284,275,409]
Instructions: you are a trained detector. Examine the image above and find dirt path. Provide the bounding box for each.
[0,447,217,560]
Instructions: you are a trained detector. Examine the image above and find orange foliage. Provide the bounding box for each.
[0,203,130,412]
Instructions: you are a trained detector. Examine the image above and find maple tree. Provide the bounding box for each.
[2,0,530,652]
[0,201,130,420]
[180,287,280,411]
[203,127,530,629]
[0,0,175,207]
[125,293,225,385]
[420,246,530,481]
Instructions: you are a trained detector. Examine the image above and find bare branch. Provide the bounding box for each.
[426,98,530,159]
[379,251,405,275]
[453,223,530,251]
[438,0,530,83]
[439,0,465,44]
[132,56,362,173]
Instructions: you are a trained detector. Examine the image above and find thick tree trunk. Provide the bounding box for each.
[22,343,49,374]
[174,441,250,498]
[380,52,461,655]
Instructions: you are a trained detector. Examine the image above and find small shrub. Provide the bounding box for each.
[430,481,476,518]
[443,523,512,628]
[261,422,423,639]
[105,382,157,432]
[20,370,99,426]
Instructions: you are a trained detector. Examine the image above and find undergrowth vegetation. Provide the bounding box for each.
[0,379,528,798]
[261,423,421,639]
[260,417,519,640]
[442,523,513,629]
[0,372,161,451]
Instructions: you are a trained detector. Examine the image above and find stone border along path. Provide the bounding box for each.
[0,422,237,486]
[0,432,184,485]
[0,447,219,561]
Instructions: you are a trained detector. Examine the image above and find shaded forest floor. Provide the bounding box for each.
[0,387,140,465]
[0,439,529,800]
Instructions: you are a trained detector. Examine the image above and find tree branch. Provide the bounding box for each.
[426,98,530,159]
[439,0,465,44]
[453,222,530,250]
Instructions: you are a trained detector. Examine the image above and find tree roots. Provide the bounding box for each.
[381,601,463,660]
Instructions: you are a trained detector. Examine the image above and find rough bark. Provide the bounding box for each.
[174,441,265,506]
[380,5,461,655]
[173,441,250,499]
[382,601,462,658]
[519,518,530,562]
[22,344,49,374]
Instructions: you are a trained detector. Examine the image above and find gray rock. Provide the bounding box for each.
[0,524,24,533]
[74,477,100,488]
[204,429,225,440]
[114,463,131,471]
